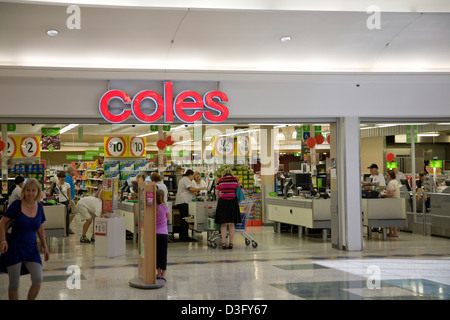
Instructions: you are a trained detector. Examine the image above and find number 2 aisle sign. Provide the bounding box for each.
[104,137,146,157]
[11,137,41,158]
[0,137,16,157]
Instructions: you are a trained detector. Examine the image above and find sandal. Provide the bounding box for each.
[222,243,227,250]
[227,243,233,249]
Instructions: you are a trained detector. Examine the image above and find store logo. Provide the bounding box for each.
[99,81,229,124]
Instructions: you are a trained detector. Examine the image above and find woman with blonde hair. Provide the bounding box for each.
[0,178,49,300]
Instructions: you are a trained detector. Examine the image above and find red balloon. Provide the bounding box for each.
[327,134,330,144]
[0,140,5,151]
[306,137,316,149]
[165,136,174,146]
[386,152,395,162]
[157,139,167,150]
[315,134,325,145]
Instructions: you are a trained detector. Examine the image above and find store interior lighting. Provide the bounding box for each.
[276,133,285,140]
[417,133,440,137]
[59,124,79,134]
[136,131,159,138]
[46,29,59,37]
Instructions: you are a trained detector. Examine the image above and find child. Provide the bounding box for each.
[155,189,170,281]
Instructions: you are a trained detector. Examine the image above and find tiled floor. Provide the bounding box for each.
[1,223,449,300]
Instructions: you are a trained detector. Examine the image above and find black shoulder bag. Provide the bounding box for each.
[4,200,21,242]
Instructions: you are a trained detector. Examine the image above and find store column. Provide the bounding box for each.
[260,126,275,224]
[335,117,363,251]
[1,127,8,197]
[158,126,165,175]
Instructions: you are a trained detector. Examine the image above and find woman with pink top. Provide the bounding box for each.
[215,168,241,250]
[155,189,170,281]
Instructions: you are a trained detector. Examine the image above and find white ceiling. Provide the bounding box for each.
[0,1,450,73]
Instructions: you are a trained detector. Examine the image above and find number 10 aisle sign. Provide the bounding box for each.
[104,137,146,157]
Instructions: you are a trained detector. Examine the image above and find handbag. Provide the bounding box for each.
[0,200,21,273]
[4,200,21,242]
[56,185,69,203]
[236,186,245,202]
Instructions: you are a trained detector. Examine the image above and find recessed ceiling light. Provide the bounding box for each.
[417,133,439,137]
[46,29,59,37]
[280,36,291,43]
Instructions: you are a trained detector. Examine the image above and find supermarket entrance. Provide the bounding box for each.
[1,121,343,249]
[360,120,450,239]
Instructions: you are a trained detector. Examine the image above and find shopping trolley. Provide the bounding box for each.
[207,197,258,248]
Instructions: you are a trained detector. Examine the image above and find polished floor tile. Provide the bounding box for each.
[1,224,450,300]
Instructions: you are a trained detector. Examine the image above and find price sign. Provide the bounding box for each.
[0,137,16,157]
[18,137,40,158]
[237,136,251,156]
[129,137,146,157]
[213,136,235,156]
[104,137,128,157]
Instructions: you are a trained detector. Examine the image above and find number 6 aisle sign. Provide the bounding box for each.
[129,137,146,157]
[104,137,128,157]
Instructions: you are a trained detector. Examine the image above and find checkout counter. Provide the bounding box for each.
[187,200,217,233]
[429,184,450,237]
[267,196,331,241]
[361,180,407,239]
[268,173,331,240]
[362,198,406,239]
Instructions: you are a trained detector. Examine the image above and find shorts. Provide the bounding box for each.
[69,200,77,216]
[77,204,96,221]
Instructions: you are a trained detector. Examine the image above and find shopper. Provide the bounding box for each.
[383,170,401,237]
[215,168,241,250]
[156,189,170,282]
[417,171,432,213]
[193,171,207,190]
[136,173,146,184]
[65,167,76,234]
[0,178,50,300]
[393,167,406,183]
[7,176,25,208]
[362,163,386,191]
[174,169,206,241]
[151,172,169,203]
[56,171,72,236]
[75,185,103,243]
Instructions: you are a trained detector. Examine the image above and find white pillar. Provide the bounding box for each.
[337,116,363,251]
[1,127,8,198]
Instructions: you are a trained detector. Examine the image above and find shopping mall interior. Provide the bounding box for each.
[0,0,449,304]
[1,121,450,300]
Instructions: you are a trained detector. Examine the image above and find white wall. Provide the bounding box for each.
[1,71,450,122]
